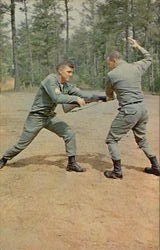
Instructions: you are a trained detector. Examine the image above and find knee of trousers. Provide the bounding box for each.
[135,137,148,148]
[63,129,75,143]
[105,134,117,145]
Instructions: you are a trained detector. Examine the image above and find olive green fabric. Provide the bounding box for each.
[106,47,152,106]
[4,113,76,159]
[30,73,91,116]
[3,74,91,160]
[106,102,154,160]
[105,47,155,161]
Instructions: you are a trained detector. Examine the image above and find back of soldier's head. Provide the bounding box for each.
[106,51,122,70]
[107,51,122,61]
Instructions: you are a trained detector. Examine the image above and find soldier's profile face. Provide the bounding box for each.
[58,65,74,83]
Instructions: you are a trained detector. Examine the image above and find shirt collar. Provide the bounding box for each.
[116,59,127,67]
[56,73,61,84]
[56,74,68,92]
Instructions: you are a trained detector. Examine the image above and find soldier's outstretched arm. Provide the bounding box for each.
[42,79,84,105]
[128,37,152,74]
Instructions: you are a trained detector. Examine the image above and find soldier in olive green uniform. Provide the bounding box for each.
[0,62,95,172]
[104,37,160,179]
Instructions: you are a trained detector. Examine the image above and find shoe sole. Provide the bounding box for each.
[66,168,86,172]
[144,170,160,176]
[104,172,123,179]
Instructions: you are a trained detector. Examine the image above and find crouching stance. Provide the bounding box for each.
[0,62,99,172]
[104,37,160,179]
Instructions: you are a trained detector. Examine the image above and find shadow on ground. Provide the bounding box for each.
[7,153,143,173]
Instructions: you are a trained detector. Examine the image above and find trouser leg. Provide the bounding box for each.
[45,117,86,172]
[132,109,160,176]
[104,108,138,179]
[107,141,121,161]
[105,110,136,161]
[45,116,76,156]
[3,114,43,160]
[132,116,155,159]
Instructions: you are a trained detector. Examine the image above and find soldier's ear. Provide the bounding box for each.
[58,68,63,75]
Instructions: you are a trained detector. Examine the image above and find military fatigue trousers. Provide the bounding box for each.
[3,113,76,160]
[106,102,155,161]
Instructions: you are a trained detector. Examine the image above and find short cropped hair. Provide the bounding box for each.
[56,61,74,71]
[107,51,122,61]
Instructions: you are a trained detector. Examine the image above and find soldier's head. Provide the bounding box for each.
[56,61,74,83]
[106,51,122,70]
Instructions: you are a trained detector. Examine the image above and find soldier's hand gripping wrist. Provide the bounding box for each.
[128,37,141,49]
[76,97,85,106]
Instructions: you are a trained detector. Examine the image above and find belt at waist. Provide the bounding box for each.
[122,101,143,107]
[30,111,51,117]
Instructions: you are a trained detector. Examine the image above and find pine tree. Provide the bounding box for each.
[30,0,64,80]
[0,9,12,82]
[11,0,21,90]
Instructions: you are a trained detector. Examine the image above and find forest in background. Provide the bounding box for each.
[0,0,160,92]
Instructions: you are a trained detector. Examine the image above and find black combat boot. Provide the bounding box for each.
[104,159,123,179]
[144,156,160,176]
[66,156,86,172]
[0,157,8,169]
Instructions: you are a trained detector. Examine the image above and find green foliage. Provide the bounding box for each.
[0,0,159,92]
[16,0,65,86]
[68,0,160,91]
[0,12,12,81]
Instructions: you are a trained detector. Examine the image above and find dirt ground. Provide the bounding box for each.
[0,90,159,250]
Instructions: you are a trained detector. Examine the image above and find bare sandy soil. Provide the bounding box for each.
[0,91,159,250]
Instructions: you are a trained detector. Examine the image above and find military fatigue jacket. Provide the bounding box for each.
[106,47,152,107]
[30,74,90,116]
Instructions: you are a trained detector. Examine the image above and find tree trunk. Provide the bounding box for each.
[64,0,69,58]
[125,27,129,61]
[11,0,20,91]
[149,45,155,92]
[23,0,34,86]
[125,0,132,61]
[0,20,2,81]
[131,0,136,38]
